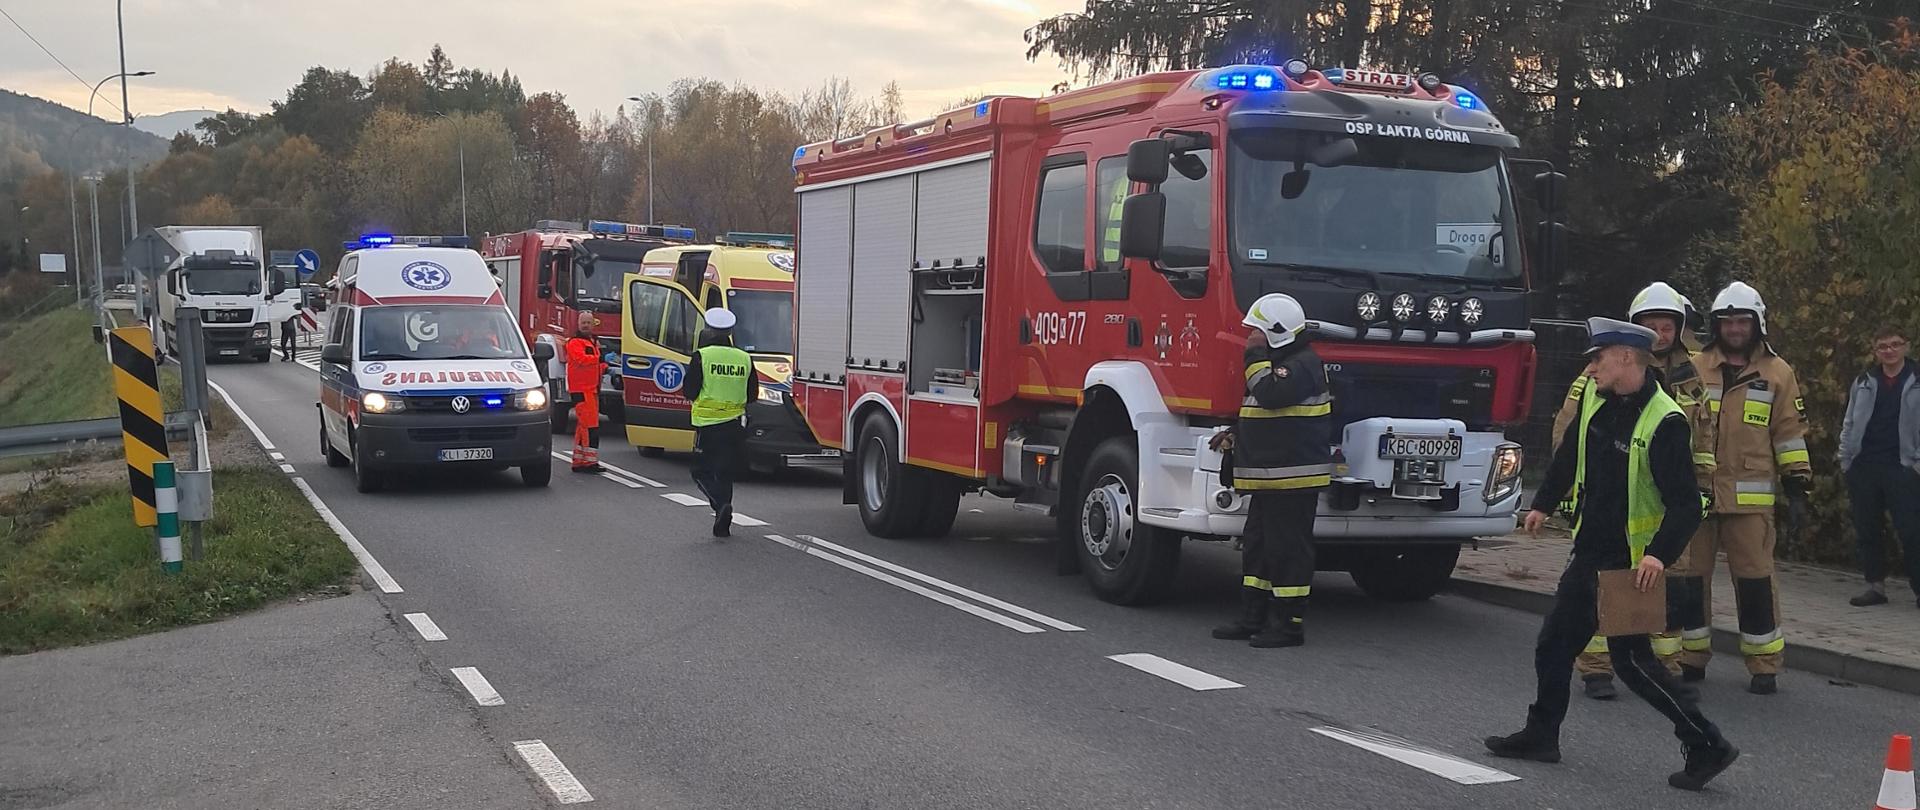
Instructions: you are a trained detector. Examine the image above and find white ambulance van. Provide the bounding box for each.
[318,235,556,492]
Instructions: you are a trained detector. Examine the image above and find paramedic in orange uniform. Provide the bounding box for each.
[565,318,607,473]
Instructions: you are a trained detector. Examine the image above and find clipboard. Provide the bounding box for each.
[1596,569,1666,637]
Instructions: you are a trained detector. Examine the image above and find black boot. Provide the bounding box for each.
[1680,664,1707,682]
[1484,723,1562,763]
[1249,597,1304,648]
[1582,675,1617,701]
[712,505,732,537]
[1211,589,1266,640]
[1747,674,1777,695]
[1668,742,1739,790]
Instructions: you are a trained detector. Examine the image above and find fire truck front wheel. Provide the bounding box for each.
[1072,438,1179,606]
[1347,544,1461,602]
[855,416,929,539]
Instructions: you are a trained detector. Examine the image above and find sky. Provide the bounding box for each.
[1,0,1084,122]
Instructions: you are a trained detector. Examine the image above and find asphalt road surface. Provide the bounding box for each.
[212,356,1909,808]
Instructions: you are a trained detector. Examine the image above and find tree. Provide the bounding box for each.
[178,194,239,225]
[196,108,266,148]
[518,92,585,219]
[272,67,370,153]
[424,44,456,94]
[1714,24,1920,563]
[369,59,430,115]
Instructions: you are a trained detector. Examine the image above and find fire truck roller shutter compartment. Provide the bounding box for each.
[849,176,914,373]
[796,188,852,383]
[909,158,991,400]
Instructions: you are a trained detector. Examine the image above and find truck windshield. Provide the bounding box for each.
[183,264,262,295]
[1229,129,1522,286]
[725,289,794,355]
[575,257,636,313]
[359,305,528,361]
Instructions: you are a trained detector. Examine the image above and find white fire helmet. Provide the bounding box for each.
[1710,281,1767,338]
[1627,281,1691,325]
[1242,293,1308,349]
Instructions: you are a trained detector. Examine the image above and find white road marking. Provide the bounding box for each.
[296,359,320,372]
[290,478,403,594]
[403,612,448,641]
[269,451,284,460]
[766,535,1043,633]
[1311,725,1521,785]
[513,740,595,804]
[661,492,708,507]
[731,512,769,527]
[277,463,297,474]
[597,461,665,487]
[450,667,505,706]
[797,535,1083,632]
[1107,654,1243,691]
[207,379,275,451]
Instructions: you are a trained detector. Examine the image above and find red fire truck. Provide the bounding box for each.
[790,62,1567,605]
[481,219,696,431]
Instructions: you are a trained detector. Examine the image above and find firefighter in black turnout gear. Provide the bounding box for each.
[1211,293,1333,649]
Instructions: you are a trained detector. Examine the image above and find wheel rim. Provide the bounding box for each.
[860,435,889,512]
[1080,473,1134,571]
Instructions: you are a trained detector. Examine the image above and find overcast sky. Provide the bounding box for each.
[2,0,1083,122]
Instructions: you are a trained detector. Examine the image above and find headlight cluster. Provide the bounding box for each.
[1359,293,1486,327]
[1483,442,1523,503]
[517,387,549,411]
[252,326,270,338]
[363,392,404,413]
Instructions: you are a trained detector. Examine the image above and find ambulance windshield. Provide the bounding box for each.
[1229,129,1522,286]
[359,305,528,361]
[724,289,794,355]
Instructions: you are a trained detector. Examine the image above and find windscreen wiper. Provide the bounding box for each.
[1243,260,1377,288]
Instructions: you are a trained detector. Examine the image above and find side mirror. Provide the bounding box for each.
[532,342,555,363]
[1534,171,1568,215]
[1119,192,1167,261]
[320,343,350,365]
[1126,138,1170,185]
[168,273,179,296]
[1532,220,1570,286]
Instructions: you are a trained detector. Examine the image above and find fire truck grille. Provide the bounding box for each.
[1326,364,1496,430]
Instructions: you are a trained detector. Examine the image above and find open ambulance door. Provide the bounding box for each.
[621,274,704,453]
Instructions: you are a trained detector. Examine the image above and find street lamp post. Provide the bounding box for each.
[432,112,470,236]
[626,97,654,223]
[117,0,139,243]
[83,173,104,306]
[74,71,153,311]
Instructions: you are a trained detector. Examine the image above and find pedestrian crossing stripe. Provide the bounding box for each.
[110,326,168,527]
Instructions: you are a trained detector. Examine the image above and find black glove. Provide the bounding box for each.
[1783,475,1811,500]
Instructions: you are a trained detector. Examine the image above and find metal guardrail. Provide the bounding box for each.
[0,413,196,461]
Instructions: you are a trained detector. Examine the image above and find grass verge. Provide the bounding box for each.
[0,467,358,654]
[0,305,185,428]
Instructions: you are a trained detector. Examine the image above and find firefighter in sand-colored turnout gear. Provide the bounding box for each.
[1486,318,1738,792]
[1551,282,1708,700]
[1210,293,1333,649]
[683,307,758,538]
[1669,281,1810,696]
[565,319,607,473]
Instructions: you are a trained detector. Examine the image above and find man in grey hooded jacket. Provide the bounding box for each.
[1838,326,1920,607]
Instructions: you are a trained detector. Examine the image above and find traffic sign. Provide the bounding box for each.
[294,249,321,278]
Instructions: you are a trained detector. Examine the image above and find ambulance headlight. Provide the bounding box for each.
[1484,442,1523,504]
[363,392,402,413]
[518,387,549,411]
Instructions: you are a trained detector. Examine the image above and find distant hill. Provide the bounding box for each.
[0,87,170,178]
[132,109,217,139]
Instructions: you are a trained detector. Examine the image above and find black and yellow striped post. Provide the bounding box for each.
[109,326,168,527]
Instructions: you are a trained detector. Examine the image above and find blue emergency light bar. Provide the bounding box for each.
[1211,66,1281,91]
[343,233,472,250]
[722,232,794,249]
[586,220,697,241]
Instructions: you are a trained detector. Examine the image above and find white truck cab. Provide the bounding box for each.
[317,235,556,492]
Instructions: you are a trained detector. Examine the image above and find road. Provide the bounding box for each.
[214,354,1904,808]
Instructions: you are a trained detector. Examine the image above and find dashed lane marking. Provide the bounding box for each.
[796,534,1083,632]
[597,460,665,487]
[450,667,505,707]
[766,534,1044,633]
[730,512,769,527]
[513,740,595,804]
[278,463,297,474]
[1311,724,1521,785]
[661,492,707,507]
[1107,653,1244,691]
[290,477,403,594]
[404,612,448,641]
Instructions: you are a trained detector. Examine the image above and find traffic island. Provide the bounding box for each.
[1452,530,1920,696]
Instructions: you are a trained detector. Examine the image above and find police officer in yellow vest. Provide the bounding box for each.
[1486,318,1739,792]
[1669,281,1809,695]
[1209,293,1332,649]
[683,307,758,537]
[1550,282,1707,700]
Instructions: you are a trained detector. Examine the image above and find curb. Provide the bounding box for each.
[1448,576,1920,697]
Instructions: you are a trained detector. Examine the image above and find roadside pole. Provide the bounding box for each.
[155,460,181,574]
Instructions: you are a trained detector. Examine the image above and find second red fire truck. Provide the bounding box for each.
[790,62,1566,605]
[481,219,696,432]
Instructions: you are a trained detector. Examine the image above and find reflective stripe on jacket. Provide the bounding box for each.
[1692,344,1811,513]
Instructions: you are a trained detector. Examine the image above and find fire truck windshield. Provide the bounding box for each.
[724,289,794,354]
[573,257,634,312]
[359,305,528,361]
[1229,129,1522,287]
